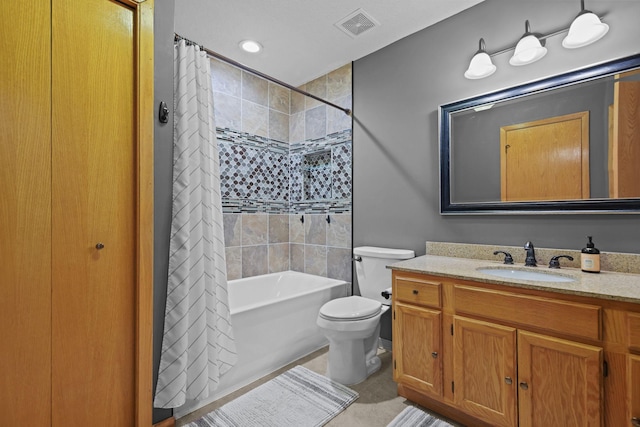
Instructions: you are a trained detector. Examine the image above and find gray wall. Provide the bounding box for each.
[353,0,640,263]
[153,0,175,423]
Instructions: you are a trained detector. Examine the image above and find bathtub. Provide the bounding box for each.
[174,270,349,418]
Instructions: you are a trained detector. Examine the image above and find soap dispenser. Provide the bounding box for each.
[581,236,600,273]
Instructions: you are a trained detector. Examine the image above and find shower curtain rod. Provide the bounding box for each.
[175,33,352,116]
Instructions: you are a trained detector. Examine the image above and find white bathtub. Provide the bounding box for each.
[174,270,349,418]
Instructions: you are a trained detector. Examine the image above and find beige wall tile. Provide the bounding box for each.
[242,245,268,278]
[269,82,290,114]
[289,111,305,144]
[269,214,289,243]
[242,100,268,137]
[327,247,352,282]
[305,106,326,140]
[223,213,242,247]
[305,214,326,245]
[305,245,327,277]
[269,109,289,143]
[327,213,351,248]
[305,75,327,110]
[269,243,290,273]
[242,71,268,106]
[210,58,241,97]
[242,214,268,245]
[213,92,241,131]
[327,63,352,101]
[290,243,305,272]
[327,95,352,135]
[225,247,242,281]
[290,89,305,114]
[290,214,305,243]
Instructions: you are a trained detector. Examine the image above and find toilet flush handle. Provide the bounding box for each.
[353,255,362,262]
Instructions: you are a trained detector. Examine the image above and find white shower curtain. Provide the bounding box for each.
[154,40,237,409]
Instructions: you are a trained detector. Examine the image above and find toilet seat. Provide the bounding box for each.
[319,296,382,321]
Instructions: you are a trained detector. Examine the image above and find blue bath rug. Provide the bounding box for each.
[387,406,457,427]
[186,365,359,427]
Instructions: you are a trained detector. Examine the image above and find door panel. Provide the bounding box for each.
[500,111,590,201]
[630,355,640,424]
[453,317,517,427]
[394,303,442,396]
[0,1,52,425]
[518,330,602,427]
[52,0,136,425]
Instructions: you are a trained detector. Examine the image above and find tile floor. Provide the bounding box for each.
[175,346,462,427]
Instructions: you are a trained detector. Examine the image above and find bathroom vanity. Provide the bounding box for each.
[390,254,640,427]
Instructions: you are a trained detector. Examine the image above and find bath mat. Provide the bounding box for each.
[185,365,358,427]
[387,406,456,427]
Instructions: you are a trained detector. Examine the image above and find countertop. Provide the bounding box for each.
[388,255,640,304]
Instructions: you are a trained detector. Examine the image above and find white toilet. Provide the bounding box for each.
[317,246,415,385]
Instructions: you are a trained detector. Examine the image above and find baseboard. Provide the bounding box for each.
[153,416,175,427]
[380,338,392,351]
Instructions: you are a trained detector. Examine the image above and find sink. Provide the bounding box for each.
[476,267,576,283]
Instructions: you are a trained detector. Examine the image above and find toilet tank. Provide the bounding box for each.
[354,246,415,304]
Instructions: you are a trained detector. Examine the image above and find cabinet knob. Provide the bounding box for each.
[412,289,419,295]
[519,382,529,390]
[504,377,513,385]
[632,417,640,427]
[431,352,438,359]
[95,242,105,250]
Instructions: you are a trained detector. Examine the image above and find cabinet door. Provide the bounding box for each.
[518,330,602,427]
[393,302,442,396]
[453,316,517,427]
[631,355,640,424]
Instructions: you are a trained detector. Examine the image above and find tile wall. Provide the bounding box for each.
[210,59,353,282]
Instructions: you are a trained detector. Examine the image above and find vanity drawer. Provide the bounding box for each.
[454,285,602,341]
[628,313,640,351]
[394,275,441,308]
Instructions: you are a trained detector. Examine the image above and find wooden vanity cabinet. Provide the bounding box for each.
[392,274,443,397]
[392,270,639,427]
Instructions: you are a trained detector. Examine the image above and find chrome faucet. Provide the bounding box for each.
[524,241,537,267]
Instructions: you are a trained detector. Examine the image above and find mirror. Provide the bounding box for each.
[440,53,640,214]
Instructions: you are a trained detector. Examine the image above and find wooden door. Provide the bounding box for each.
[0,1,52,425]
[393,302,442,396]
[517,330,602,427]
[610,69,640,198]
[452,317,517,427]
[500,111,590,202]
[631,355,640,424]
[51,0,137,425]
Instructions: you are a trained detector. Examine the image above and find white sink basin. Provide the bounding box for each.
[477,268,576,283]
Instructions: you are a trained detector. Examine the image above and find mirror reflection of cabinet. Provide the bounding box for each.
[609,69,640,199]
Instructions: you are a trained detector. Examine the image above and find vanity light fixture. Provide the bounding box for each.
[509,21,547,66]
[464,0,608,79]
[562,0,609,48]
[239,40,262,53]
[464,38,497,79]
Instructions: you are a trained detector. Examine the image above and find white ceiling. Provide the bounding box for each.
[174,0,484,87]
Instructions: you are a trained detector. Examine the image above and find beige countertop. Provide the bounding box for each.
[389,254,640,304]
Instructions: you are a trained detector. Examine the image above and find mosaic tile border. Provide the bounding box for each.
[218,127,352,214]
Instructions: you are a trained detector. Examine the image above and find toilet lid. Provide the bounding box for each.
[319,296,382,321]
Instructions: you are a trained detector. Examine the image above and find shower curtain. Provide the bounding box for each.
[154,40,237,409]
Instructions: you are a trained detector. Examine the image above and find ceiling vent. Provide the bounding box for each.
[335,9,379,38]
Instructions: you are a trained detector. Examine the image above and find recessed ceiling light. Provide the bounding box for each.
[239,40,262,53]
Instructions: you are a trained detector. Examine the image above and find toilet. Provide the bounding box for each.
[317,246,415,385]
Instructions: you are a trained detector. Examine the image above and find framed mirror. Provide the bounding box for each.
[440,53,640,214]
